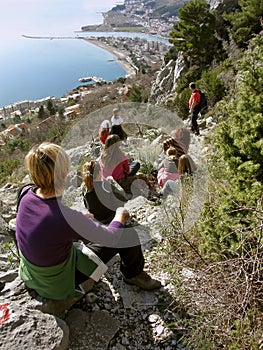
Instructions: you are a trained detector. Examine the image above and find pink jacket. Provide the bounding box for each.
[99,157,130,181]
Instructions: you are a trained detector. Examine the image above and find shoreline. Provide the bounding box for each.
[83,38,137,77]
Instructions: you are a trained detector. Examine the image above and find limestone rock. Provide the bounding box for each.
[66,309,119,350]
[0,309,69,350]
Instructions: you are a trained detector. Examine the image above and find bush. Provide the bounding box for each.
[0,159,21,186]
[199,70,226,106]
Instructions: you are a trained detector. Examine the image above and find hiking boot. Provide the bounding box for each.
[123,271,162,290]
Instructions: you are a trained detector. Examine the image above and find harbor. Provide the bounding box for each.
[78,76,106,83]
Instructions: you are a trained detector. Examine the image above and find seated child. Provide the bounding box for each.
[157,147,180,187]
[82,160,128,224]
[99,120,110,144]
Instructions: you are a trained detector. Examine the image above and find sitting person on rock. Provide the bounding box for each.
[81,160,128,224]
[15,142,162,301]
[156,128,197,198]
[99,134,139,191]
[158,155,196,198]
[157,147,180,188]
[98,120,110,144]
[110,107,127,141]
[99,134,157,198]
[162,127,196,176]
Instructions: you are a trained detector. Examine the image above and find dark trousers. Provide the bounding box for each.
[76,227,145,284]
[129,161,140,176]
[191,108,200,134]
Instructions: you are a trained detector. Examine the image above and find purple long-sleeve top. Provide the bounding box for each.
[15,187,123,267]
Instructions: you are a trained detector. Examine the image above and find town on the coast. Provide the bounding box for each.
[0,0,175,143]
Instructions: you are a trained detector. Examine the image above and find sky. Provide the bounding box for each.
[0,0,120,46]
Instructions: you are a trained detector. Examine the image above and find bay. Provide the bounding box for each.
[0,37,126,108]
[0,31,169,109]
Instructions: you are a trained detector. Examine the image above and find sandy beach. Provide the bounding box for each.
[83,38,137,77]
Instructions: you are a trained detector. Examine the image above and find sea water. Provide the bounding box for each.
[0,32,169,108]
[0,37,126,108]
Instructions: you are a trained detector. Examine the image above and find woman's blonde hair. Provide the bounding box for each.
[100,134,124,168]
[82,160,97,192]
[178,154,196,175]
[25,142,70,194]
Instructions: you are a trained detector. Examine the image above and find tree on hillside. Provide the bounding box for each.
[47,99,56,116]
[199,34,263,253]
[224,0,263,48]
[38,105,45,119]
[169,0,223,68]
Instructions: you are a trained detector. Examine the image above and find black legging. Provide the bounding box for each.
[191,108,200,134]
[75,227,145,284]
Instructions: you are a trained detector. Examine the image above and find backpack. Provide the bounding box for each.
[198,90,208,114]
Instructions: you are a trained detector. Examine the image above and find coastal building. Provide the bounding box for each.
[63,104,80,120]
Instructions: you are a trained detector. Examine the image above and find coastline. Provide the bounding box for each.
[83,38,137,77]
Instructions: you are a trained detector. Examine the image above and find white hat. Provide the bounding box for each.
[100,120,110,129]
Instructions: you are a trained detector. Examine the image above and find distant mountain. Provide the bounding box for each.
[109,0,188,20]
[81,0,188,33]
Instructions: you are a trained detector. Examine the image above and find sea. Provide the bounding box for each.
[0,32,168,109]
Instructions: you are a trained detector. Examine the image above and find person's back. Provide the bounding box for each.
[99,136,129,181]
[82,160,127,224]
[110,108,127,141]
[99,120,110,144]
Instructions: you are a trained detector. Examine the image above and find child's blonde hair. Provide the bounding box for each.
[166,147,178,161]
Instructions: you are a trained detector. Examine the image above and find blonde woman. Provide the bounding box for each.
[82,160,127,224]
[16,142,161,300]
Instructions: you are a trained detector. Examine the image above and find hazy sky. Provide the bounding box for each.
[0,0,119,44]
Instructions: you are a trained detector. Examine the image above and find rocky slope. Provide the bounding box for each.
[0,112,208,349]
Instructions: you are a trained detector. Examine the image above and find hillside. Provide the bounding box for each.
[0,0,263,348]
[81,0,188,35]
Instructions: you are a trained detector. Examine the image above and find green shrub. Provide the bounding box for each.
[199,70,226,106]
[0,159,20,186]
[4,138,31,153]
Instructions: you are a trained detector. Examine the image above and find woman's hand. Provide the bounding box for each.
[114,207,130,225]
[85,212,94,220]
[106,176,114,182]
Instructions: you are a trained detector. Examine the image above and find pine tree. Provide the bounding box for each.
[169,0,222,67]
[199,35,263,254]
[224,0,263,48]
[38,105,45,119]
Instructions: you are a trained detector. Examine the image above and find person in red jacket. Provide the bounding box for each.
[188,82,201,135]
[99,120,110,144]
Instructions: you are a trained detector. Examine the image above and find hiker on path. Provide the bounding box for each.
[15,142,162,301]
[188,82,201,135]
